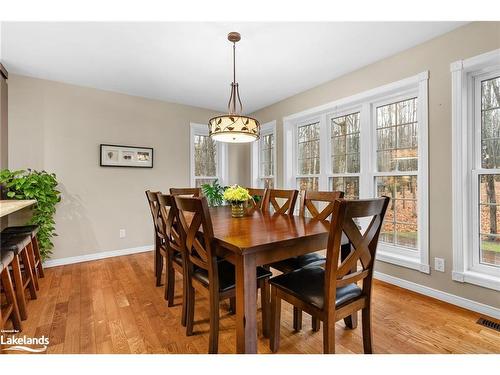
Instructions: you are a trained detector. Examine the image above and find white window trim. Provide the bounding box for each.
[451,49,500,291]
[189,122,228,188]
[250,121,277,188]
[283,72,430,273]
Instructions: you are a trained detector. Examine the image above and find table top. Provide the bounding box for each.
[208,206,330,255]
[0,199,37,218]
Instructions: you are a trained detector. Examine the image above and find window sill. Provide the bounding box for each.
[452,270,500,291]
[376,248,430,274]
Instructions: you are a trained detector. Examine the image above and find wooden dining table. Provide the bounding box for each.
[206,206,346,354]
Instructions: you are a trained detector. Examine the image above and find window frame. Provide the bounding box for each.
[451,49,500,291]
[283,72,429,273]
[190,122,228,188]
[250,120,277,188]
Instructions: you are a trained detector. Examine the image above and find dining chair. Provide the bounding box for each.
[268,190,344,331]
[175,196,272,354]
[169,187,201,197]
[0,248,22,331]
[156,193,188,326]
[269,196,390,354]
[261,188,298,215]
[145,190,166,287]
[246,187,268,210]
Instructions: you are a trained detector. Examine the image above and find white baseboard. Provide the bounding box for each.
[43,245,153,268]
[374,271,500,320]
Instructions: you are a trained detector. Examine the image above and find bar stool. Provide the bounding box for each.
[0,234,37,320]
[2,225,44,284]
[0,249,22,331]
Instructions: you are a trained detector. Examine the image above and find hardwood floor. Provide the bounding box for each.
[2,251,499,354]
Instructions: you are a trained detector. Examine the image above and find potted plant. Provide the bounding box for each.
[223,185,252,218]
[201,179,225,207]
[0,169,61,261]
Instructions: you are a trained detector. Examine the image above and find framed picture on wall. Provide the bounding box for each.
[100,144,154,168]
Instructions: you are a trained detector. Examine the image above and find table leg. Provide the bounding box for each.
[235,253,258,354]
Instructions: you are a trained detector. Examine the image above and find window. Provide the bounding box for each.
[283,72,429,272]
[375,98,418,250]
[190,123,227,188]
[251,121,276,188]
[452,49,500,291]
[330,112,360,199]
[296,121,320,191]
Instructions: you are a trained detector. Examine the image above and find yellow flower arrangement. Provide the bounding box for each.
[223,185,251,204]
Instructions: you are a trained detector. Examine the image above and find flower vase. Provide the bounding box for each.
[231,202,245,218]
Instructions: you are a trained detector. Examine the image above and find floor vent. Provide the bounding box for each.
[477,317,500,332]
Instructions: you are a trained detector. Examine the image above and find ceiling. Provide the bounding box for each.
[1,22,466,113]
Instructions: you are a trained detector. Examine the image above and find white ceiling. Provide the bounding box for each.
[1,22,465,113]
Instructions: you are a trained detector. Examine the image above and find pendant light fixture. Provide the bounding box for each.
[208,32,260,143]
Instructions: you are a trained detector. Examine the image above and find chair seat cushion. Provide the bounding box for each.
[173,251,183,265]
[193,260,272,293]
[2,225,39,236]
[270,266,362,310]
[1,234,31,255]
[269,252,326,273]
[1,249,14,271]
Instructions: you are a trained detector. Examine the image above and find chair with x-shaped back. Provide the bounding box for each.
[146,190,166,287]
[269,196,390,354]
[268,190,344,331]
[262,189,298,215]
[175,196,272,354]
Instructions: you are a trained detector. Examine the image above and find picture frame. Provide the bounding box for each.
[100,144,154,168]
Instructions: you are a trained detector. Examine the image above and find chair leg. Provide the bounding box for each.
[323,319,336,354]
[312,317,320,332]
[260,279,270,338]
[293,307,302,332]
[344,313,358,329]
[270,286,281,353]
[20,248,37,300]
[155,237,163,287]
[1,268,22,331]
[26,242,39,291]
[208,291,220,354]
[10,254,28,320]
[31,235,44,278]
[362,307,373,354]
[186,285,195,336]
[165,255,175,305]
[229,297,236,315]
[180,271,188,327]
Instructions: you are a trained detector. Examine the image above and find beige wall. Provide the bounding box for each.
[8,74,226,260]
[249,22,500,308]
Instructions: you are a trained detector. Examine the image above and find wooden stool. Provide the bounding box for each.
[2,225,44,283]
[0,234,37,320]
[0,249,22,332]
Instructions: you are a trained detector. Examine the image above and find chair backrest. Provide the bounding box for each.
[246,188,268,210]
[156,194,184,254]
[262,189,298,215]
[145,190,163,238]
[299,190,344,220]
[170,187,201,197]
[324,197,390,310]
[174,196,217,278]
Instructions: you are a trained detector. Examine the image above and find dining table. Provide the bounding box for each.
[206,205,351,354]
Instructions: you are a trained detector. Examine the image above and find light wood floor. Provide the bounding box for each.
[3,251,499,354]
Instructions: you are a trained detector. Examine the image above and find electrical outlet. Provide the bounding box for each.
[434,257,445,272]
[119,229,126,238]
